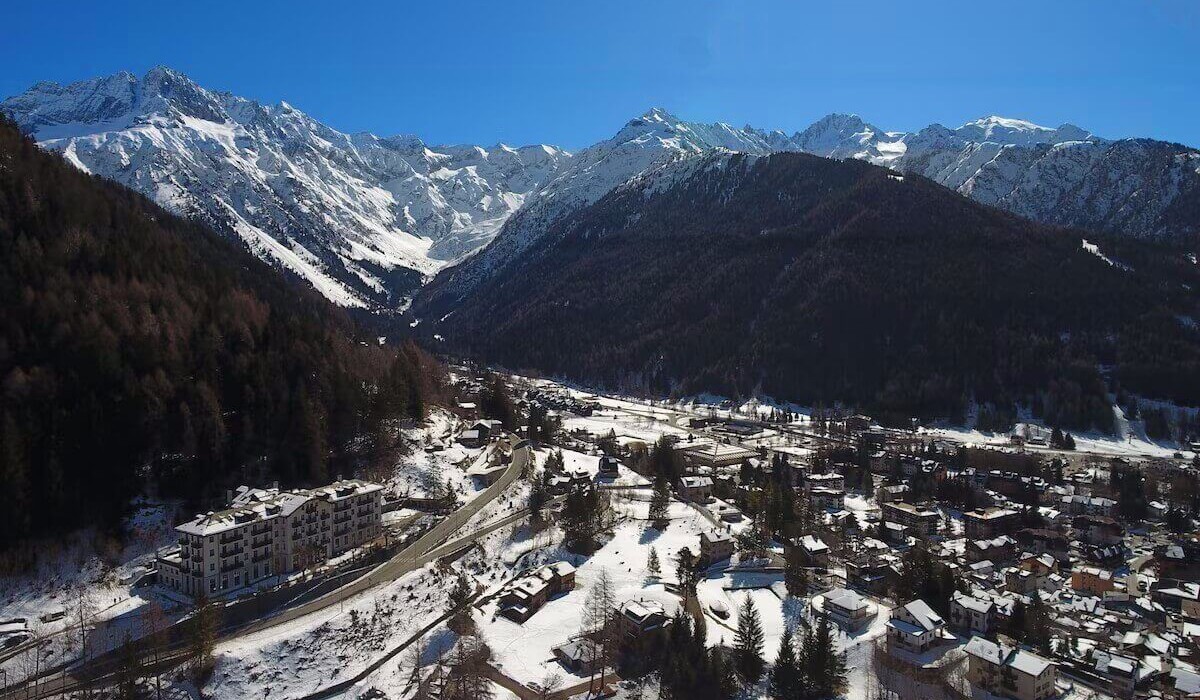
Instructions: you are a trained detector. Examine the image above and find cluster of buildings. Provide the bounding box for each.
[158,479,383,598]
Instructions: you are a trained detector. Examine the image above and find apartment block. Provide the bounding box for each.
[158,479,383,598]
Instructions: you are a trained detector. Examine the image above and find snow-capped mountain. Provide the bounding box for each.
[418,106,1200,312]
[418,107,786,309]
[1,67,570,308]
[786,114,1200,239]
[6,67,1199,311]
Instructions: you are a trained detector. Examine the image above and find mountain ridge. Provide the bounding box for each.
[6,68,1200,313]
[415,149,1200,426]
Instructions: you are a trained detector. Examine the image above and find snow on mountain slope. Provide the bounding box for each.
[418,107,1200,314]
[419,108,782,308]
[775,113,1200,239]
[1,67,570,308]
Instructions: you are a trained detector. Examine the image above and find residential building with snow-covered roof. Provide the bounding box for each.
[158,479,382,598]
[964,636,1057,700]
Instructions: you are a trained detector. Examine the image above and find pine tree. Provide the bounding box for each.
[769,628,798,699]
[820,615,848,697]
[734,596,765,684]
[646,547,661,580]
[650,476,671,525]
[784,544,809,597]
[676,547,699,595]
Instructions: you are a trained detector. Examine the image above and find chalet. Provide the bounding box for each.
[1073,515,1124,547]
[887,599,948,657]
[498,562,577,622]
[1005,568,1040,595]
[1156,541,1200,580]
[679,476,714,503]
[796,535,831,569]
[963,507,1021,539]
[950,591,995,636]
[617,599,671,640]
[552,638,604,676]
[847,556,893,595]
[964,637,1057,700]
[698,531,735,567]
[823,588,872,631]
[598,456,621,476]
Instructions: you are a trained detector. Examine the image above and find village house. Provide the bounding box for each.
[616,599,671,640]
[698,531,735,567]
[887,599,948,657]
[809,487,846,512]
[1152,581,1200,619]
[1061,494,1119,517]
[950,591,995,636]
[1015,554,1057,592]
[679,475,714,503]
[883,501,940,537]
[1089,649,1149,699]
[1072,566,1116,597]
[498,561,577,622]
[968,535,1017,564]
[964,636,1057,700]
[1015,528,1072,563]
[847,555,893,595]
[963,507,1021,539]
[823,588,873,631]
[789,534,831,569]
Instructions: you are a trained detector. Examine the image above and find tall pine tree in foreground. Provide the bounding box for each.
[769,628,800,699]
[800,614,847,698]
[735,595,765,684]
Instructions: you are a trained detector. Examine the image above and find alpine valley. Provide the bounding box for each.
[5,66,1200,428]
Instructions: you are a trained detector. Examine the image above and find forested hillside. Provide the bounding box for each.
[0,117,440,553]
[418,151,1200,431]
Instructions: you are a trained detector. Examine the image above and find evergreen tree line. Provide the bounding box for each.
[0,117,442,556]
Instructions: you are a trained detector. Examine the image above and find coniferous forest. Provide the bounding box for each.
[418,151,1200,430]
[0,117,441,553]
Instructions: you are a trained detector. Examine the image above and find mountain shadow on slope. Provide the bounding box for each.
[417,151,1200,430]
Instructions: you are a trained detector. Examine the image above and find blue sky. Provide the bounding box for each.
[3,0,1198,149]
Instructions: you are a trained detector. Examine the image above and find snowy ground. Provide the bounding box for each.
[202,563,452,700]
[389,411,490,500]
[469,498,719,687]
[0,498,189,683]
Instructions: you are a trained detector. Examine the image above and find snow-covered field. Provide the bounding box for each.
[469,499,717,686]
[205,564,451,700]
